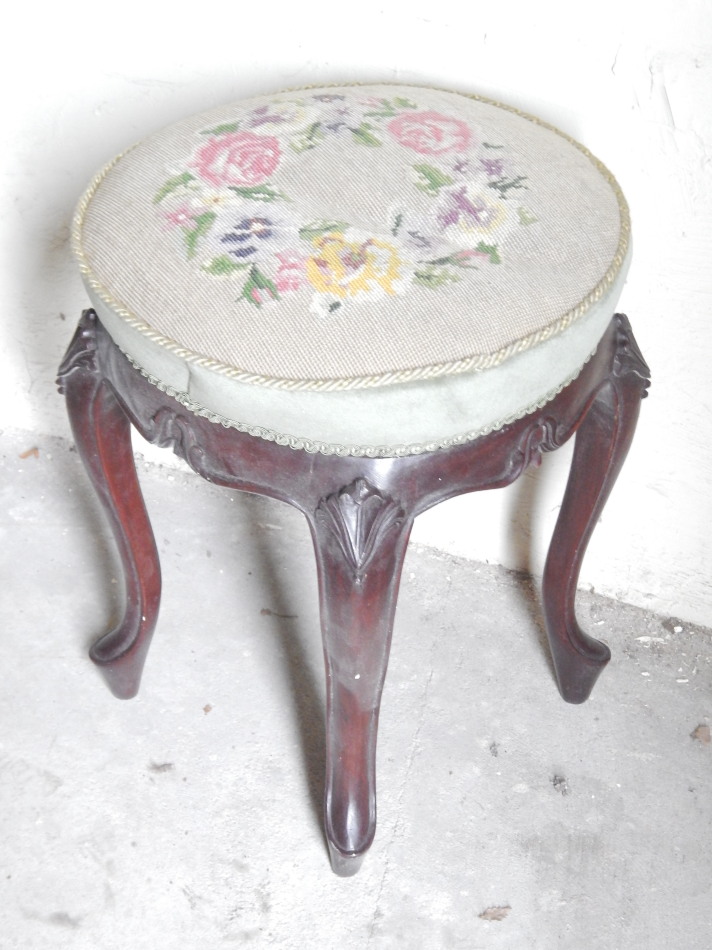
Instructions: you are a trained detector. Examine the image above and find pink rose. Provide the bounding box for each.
[388,110,472,155]
[274,250,305,293]
[162,204,195,229]
[191,131,281,187]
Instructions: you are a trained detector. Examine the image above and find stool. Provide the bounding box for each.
[58,83,650,876]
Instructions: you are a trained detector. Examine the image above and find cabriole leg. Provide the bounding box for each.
[58,312,161,699]
[542,315,650,703]
[310,478,412,876]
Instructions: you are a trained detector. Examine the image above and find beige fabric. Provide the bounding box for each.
[74,83,629,392]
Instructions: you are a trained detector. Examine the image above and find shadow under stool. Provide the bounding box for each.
[59,83,650,876]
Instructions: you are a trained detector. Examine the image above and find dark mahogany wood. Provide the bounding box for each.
[58,319,161,700]
[57,309,649,875]
[542,322,650,702]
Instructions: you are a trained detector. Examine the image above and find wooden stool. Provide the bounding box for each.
[59,83,650,875]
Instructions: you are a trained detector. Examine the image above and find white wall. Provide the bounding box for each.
[3,0,711,625]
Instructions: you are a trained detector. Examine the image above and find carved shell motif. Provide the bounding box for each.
[315,478,405,580]
[56,309,98,393]
[612,313,651,396]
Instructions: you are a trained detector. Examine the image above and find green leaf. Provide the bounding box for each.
[202,255,249,276]
[200,122,240,136]
[183,211,216,259]
[363,99,397,119]
[290,121,325,153]
[487,175,528,198]
[251,266,278,290]
[154,172,195,203]
[483,142,505,149]
[518,206,538,225]
[425,251,477,270]
[391,212,404,237]
[427,245,500,268]
[299,220,349,240]
[475,241,501,264]
[227,184,288,202]
[414,266,461,288]
[351,123,382,147]
[413,163,454,195]
[363,96,417,118]
[240,265,280,307]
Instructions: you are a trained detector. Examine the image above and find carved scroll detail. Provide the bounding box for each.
[612,313,651,397]
[498,414,569,485]
[515,415,568,471]
[56,309,98,393]
[316,478,405,580]
[143,407,206,472]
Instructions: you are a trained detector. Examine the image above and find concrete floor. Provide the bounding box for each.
[1,427,710,949]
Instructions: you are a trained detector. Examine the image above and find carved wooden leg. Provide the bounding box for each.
[310,478,411,876]
[543,315,650,703]
[58,312,161,699]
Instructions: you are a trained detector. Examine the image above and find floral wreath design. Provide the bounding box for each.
[154,93,536,315]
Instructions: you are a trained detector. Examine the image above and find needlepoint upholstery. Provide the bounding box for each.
[73,83,630,456]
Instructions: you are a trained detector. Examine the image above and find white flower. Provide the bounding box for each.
[187,185,244,212]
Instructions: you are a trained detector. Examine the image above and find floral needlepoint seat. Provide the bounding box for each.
[59,83,650,875]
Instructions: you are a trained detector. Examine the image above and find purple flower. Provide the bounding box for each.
[437,187,497,231]
[480,158,505,177]
[213,215,287,262]
[247,105,288,128]
[320,106,353,135]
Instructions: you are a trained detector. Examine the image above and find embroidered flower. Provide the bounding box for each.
[435,184,514,245]
[390,206,451,257]
[274,250,306,293]
[452,157,473,176]
[187,185,243,212]
[388,111,472,155]
[246,101,319,134]
[191,131,281,187]
[480,157,505,177]
[154,91,534,311]
[306,233,409,307]
[162,203,198,229]
[207,212,294,263]
[321,106,353,135]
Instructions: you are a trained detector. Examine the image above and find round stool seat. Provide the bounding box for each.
[73,83,630,457]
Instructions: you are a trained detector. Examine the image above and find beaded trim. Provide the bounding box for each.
[73,82,629,394]
[121,345,594,458]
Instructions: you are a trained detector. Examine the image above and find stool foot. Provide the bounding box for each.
[91,644,154,700]
[543,315,650,703]
[58,312,161,699]
[327,841,365,877]
[310,478,412,874]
